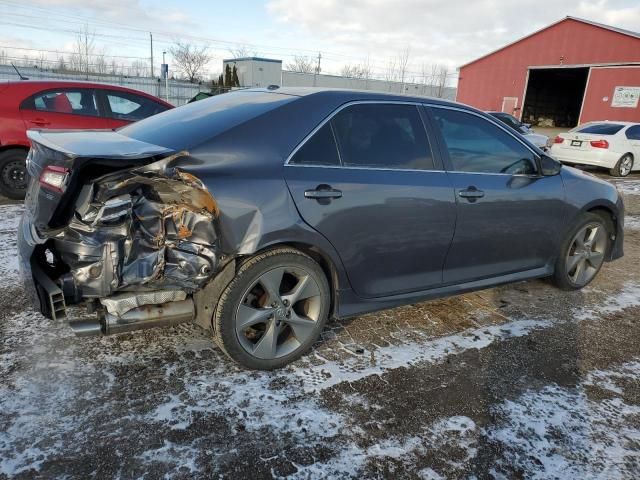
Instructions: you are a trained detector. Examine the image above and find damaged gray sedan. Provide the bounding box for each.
[18,88,624,369]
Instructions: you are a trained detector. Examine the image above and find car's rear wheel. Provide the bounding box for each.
[213,247,330,370]
[610,153,633,177]
[0,149,29,200]
[551,213,609,290]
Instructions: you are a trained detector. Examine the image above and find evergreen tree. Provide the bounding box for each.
[218,73,224,86]
[224,64,232,87]
[232,65,240,87]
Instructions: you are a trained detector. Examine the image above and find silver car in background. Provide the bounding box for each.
[488,111,551,150]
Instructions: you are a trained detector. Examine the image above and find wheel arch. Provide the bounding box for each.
[0,144,29,154]
[249,241,343,318]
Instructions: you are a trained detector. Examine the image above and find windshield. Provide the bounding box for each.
[119,90,296,150]
[490,113,526,133]
[576,123,624,135]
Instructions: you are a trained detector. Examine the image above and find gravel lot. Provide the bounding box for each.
[1,174,640,479]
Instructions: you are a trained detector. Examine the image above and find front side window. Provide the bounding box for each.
[331,103,434,170]
[106,91,168,121]
[625,125,640,140]
[289,123,340,166]
[25,89,99,116]
[431,107,537,175]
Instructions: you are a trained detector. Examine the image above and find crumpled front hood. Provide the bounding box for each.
[27,129,173,159]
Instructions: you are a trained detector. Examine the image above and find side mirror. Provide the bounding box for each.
[540,154,562,176]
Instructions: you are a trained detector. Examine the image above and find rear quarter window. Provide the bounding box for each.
[577,124,624,135]
[119,91,296,150]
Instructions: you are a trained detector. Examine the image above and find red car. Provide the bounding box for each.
[0,80,173,199]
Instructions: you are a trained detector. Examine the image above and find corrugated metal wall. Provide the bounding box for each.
[457,18,640,117]
[0,65,209,106]
[580,66,640,123]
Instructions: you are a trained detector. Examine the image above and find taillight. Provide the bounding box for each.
[554,136,564,144]
[590,139,609,149]
[39,166,69,193]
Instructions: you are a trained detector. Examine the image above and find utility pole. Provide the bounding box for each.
[313,52,321,86]
[162,51,169,102]
[150,32,154,78]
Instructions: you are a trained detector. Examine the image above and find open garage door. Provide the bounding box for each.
[521,67,589,128]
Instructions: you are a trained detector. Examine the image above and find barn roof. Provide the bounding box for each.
[459,16,640,69]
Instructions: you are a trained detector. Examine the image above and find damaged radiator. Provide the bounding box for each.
[50,156,221,307]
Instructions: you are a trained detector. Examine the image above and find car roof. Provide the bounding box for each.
[243,86,459,107]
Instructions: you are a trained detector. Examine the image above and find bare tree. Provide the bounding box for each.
[130,60,149,77]
[435,65,450,98]
[0,50,7,65]
[170,41,212,83]
[74,24,96,78]
[286,55,315,73]
[340,61,371,79]
[397,47,410,90]
[57,55,67,72]
[229,44,256,59]
[383,57,397,83]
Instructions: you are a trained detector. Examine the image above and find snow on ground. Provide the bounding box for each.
[573,282,640,320]
[614,179,640,196]
[486,360,640,479]
[294,319,549,392]
[626,215,640,231]
[0,204,23,288]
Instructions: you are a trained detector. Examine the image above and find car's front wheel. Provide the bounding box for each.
[213,247,330,370]
[0,149,29,200]
[551,213,609,290]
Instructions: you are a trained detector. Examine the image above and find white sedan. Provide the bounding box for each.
[550,122,640,177]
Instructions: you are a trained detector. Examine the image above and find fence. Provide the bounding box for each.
[0,64,209,106]
[281,71,457,100]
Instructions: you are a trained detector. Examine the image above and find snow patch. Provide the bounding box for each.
[294,320,550,391]
[486,360,640,479]
[573,282,640,320]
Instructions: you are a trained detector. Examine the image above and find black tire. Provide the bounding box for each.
[213,247,330,370]
[609,153,633,177]
[551,213,610,291]
[0,149,29,200]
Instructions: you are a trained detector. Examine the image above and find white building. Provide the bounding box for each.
[222,57,456,100]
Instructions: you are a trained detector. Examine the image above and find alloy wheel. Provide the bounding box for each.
[620,155,633,176]
[235,266,323,359]
[565,223,607,286]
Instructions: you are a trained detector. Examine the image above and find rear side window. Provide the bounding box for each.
[23,89,99,116]
[331,103,434,170]
[625,125,640,140]
[431,107,537,175]
[577,123,624,135]
[290,124,340,166]
[105,91,169,121]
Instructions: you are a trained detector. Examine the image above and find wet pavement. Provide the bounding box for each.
[1,175,640,479]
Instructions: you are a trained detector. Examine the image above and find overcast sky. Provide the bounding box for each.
[0,0,639,83]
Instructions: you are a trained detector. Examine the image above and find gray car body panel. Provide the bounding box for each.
[18,88,624,322]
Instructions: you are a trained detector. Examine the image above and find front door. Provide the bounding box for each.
[626,125,640,162]
[428,106,566,284]
[284,102,457,298]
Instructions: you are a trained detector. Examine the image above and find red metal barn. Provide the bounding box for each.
[456,17,640,127]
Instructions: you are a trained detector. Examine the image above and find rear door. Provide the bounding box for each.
[284,102,456,298]
[625,125,640,162]
[20,88,108,130]
[99,90,171,128]
[427,105,566,284]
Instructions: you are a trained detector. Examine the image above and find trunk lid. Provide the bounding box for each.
[25,129,174,230]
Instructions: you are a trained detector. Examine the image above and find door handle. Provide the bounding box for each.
[304,186,343,200]
[30,118,51,126]
[458,187,485,201]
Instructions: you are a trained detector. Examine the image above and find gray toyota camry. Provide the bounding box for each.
[18,88,624,369]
